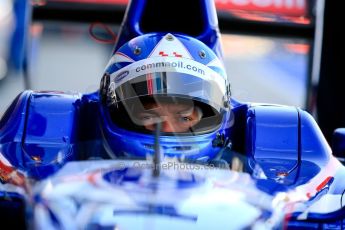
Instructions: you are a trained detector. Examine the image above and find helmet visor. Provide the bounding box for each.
[109,95,224,134]
[108,57,228,112]
[107,57,228,134]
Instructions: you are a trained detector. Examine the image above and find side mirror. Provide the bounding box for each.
[332,128,345,158]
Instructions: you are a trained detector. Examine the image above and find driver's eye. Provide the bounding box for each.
[179,116,193,122]
[141,115,154,120]
[138,114,160,124]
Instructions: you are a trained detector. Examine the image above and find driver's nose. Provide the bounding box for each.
[161,120,175,133]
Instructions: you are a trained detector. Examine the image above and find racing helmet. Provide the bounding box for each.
[99,33,232,161]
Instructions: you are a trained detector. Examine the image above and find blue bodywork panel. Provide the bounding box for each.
[0,91,81,179]
[113,0,223,58]
[246,104,331,188]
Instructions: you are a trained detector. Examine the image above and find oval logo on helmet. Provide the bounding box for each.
[115,70,129,83]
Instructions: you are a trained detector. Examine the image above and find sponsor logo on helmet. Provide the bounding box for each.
[115,70,129,83]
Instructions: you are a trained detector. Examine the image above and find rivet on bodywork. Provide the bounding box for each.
[199,50,206,58]
[134,46,141,55]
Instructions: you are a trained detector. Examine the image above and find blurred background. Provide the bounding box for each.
[1,0,344,151]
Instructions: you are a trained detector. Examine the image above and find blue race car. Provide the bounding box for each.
[1,0,345,229]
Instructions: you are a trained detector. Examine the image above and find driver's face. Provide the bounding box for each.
[137,102,202,133]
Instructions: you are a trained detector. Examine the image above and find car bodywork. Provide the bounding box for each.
[1,0,345,229]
